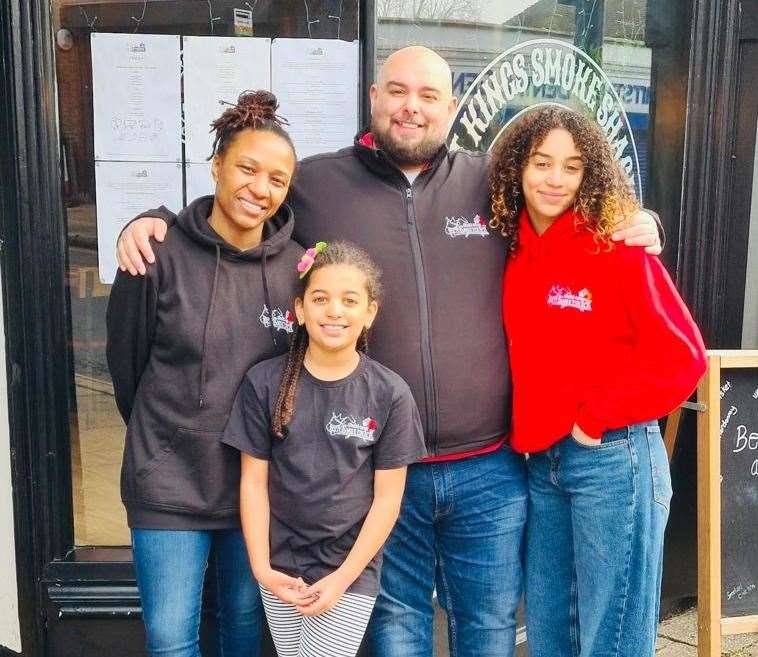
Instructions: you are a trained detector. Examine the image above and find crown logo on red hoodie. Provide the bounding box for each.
[547,285,593,312]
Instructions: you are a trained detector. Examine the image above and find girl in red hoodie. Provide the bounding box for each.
[489,106,706,657]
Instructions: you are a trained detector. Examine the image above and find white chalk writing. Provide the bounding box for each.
[733,424,758,453]
[727,583,756,601]
[720,405,738,436]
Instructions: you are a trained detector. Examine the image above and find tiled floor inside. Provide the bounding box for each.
[71,376,130,546]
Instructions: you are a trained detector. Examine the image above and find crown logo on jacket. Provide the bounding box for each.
[444,214,489,238]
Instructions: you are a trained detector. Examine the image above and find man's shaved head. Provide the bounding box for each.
[377,46,453,97]
[369,46,458,168]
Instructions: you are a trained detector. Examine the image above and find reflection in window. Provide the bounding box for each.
[377,0,651,198]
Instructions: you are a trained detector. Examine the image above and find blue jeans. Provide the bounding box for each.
[132,528,262,657]
[366,445,528,657]
[524,423,672,657]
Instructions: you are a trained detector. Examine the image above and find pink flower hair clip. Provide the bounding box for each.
[297,241,328,279]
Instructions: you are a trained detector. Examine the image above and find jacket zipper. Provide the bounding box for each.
[403,184,439,454]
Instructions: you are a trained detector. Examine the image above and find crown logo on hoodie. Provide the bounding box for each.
[547,285,593,312]
[259,305,295,333]
[444,214,489,238]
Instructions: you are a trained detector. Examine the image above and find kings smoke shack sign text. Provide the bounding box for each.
[448,38,643,200]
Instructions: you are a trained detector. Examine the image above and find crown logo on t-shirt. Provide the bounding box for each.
[325,412,378,443]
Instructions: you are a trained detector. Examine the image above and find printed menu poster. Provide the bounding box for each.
[185,161,215,203]
[95,161,183,284]
[271,38,359,158]
[91,33,182,162]
[183,36,271,163]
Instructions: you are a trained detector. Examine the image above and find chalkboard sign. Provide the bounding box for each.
[697,351,758,657]
[719,366,758,618]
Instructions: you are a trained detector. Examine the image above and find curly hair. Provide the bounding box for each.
[270,241,383,440]
[488,105,639,254]
[209,89,295,160]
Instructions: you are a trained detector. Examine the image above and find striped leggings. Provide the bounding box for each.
[260,586,376,657]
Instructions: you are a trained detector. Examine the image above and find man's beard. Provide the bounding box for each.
[371,120,444,166]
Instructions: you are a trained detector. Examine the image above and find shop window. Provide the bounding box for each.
[378,1,661,202]
[54,0,361,546]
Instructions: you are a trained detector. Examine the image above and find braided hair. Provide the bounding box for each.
[271,242,383,439]
[209,89,295,160]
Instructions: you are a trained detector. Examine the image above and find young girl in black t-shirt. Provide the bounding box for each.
[223,242,426,657]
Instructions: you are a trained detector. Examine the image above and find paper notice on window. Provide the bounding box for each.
[185,161,215,203]
[95,161,183,284]
[272,39,359,159]
[183,36,271,162]
[91,33,182,162]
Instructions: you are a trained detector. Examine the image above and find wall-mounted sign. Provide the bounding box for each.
[233,8,254,36]
[448,38,643,201]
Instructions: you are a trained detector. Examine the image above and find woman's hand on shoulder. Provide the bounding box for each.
[117,216,168,275]
[258,568,310,606]
[295,570,352,616]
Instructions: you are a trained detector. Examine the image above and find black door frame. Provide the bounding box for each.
[678,0,754,346]
[3,1,76,655]
[722,5,758,346]
[0,2,38,655]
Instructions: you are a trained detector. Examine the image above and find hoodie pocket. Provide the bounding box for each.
[135,427,240,515]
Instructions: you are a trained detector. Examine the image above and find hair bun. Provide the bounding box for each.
[236,89,279,122]
[209,89,294,158]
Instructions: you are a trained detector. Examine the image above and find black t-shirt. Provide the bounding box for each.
[222,352,426,595]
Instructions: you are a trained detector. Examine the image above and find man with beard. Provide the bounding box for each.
[116,46,661,657]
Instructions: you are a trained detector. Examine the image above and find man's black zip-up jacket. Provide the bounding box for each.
[107,196,303,529]
[139,136,511,457]
[291,136,510,456]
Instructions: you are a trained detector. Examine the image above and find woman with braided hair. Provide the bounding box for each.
[222,241,426,657]
[106,90,303,657]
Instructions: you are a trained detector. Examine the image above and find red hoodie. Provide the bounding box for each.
[503,208,706,453]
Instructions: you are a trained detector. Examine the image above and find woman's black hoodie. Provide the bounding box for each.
[106,195,303,530]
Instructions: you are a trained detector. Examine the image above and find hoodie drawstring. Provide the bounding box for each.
[261,246,279,349]
[198,245,221,408]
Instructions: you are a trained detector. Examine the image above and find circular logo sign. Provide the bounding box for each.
[447,38,643,200]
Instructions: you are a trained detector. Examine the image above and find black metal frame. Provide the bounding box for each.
[721,5,758,346]
[360,0,376,126]
[1,2,376,655]
[3,0,77,655]
[678,0,747,345]
[0,6,31,657]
